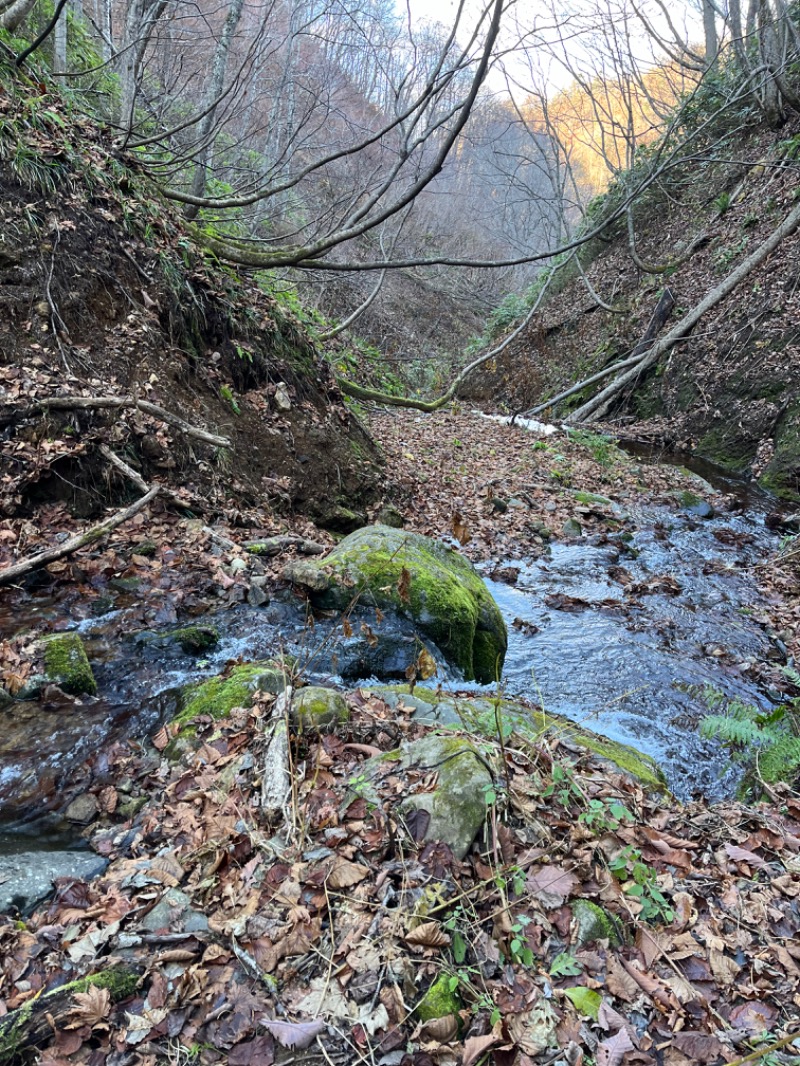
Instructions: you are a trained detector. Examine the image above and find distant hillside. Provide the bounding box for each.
[463,113,800,501]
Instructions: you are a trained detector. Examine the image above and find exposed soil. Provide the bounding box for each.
[0,83,382,530]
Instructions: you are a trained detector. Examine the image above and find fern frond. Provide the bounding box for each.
[700,714,766,747]
[758,738,800,784]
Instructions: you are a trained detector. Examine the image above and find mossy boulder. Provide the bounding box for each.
[42,633,96,696]
[369,686,666,793]
[173,659,289,731]
[293,687,349,730]
[285,524,507,684]
[415,974,462,1022]
[364,733,494,859]
[170,625,219,654]
[571,899,623,946]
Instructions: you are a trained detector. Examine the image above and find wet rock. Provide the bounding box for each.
[317,505,367,533]
[42,633,96,696]
[488,496,508,513]
[364,733,494,859]
[562,517,583,538]
[285,524,507,684]
[0,687,13,710]
[247,582,269,607]
[65,793,98,824]
[109,576,140,593]
[0,849,108,914]
[135,625,220,656]
[679,491,715,519]
[376,504,405,528]
[173,659,290,733]
[293,687,349,730]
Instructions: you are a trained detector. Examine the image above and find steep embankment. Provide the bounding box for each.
[463,118,800,501]
[0,77,381,532]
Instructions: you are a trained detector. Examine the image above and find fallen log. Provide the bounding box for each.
[567,197,800,423]
[0,967,140,1065]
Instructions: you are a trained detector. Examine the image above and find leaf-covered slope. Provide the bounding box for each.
[463,118,800,501]
[0,75,381,522]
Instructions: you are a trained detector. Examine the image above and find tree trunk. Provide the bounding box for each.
[183,0,245,220]
[0,0,37,31]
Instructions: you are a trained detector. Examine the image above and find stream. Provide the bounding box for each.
[0,451,788,904]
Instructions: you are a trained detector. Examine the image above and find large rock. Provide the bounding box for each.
[285,525,507,684]
[364,734,494,859]
[369,686,667,793]
[0,847,108,915]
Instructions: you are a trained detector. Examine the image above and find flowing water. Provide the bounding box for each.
[0,452,785,854]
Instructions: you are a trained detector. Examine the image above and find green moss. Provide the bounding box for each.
[678,490,702,508]
[42,633,96,696]
[371,686,666,793]
[290,525,507,684]
[293,687,349,729]
[571,899,623,946]
[169,625,219,654]
[573,491,613,507]
[696,426,753,471]
[415,974,462,1022]
[0,968,138,1063]
[760,405,800,501]
[173,659,289,730]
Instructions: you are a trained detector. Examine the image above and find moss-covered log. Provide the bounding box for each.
[0,967,140,1065]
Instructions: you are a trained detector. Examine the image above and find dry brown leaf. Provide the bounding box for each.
[596,1027,635,1066]
[416,647,437,680]
[419,1015,459,1043]
[326,859,370,889]
[397,566,411,603]
[526,864,579,907]
[64,985,111,1030]
[452,510,471,545]
[404,921,450,948]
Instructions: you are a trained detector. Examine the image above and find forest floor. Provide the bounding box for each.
[1,408,800,1066]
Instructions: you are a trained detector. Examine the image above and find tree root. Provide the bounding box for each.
[0,395,230,447]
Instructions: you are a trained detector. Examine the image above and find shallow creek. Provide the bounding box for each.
[0,455,787,858]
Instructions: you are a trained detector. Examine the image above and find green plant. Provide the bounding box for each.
[713,191,731,214]
[445,968,500,1027]
[609,846,674,923]
[550,952,584,977]
[699,675,800,786]
[567,429,622,467]
[578,797,633,833]
[508,915,535,967]
[543,761,584,808]
[219,385,240,414]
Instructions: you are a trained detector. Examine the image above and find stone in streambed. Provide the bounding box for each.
[284,524,507,684]
[292,687,349,730]
[42,633,96,696]
[0,849,108,915]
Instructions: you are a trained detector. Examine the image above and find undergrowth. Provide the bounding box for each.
[699,668,800,789]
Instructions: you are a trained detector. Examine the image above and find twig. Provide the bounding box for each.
[0,486,160,587]
[44,226,71,373]
[120,245,154,283]
[724,1028,800,1066]
[99,444,195,510]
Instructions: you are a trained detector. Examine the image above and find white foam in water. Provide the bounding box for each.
[475,411,561,436]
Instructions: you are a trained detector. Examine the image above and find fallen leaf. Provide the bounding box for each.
[261,1018,326,1048]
